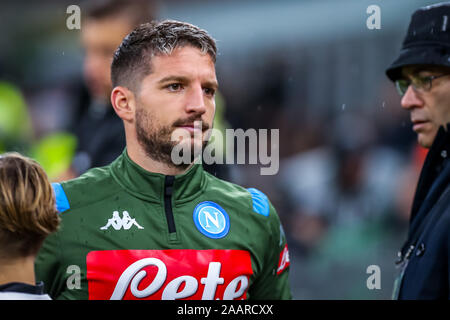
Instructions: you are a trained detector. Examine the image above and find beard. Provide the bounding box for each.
[135,107,211,170]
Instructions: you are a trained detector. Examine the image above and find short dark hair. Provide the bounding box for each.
[111,20,217,91]
[84,0,156,28]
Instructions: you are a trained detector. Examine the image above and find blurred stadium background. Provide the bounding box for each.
[0,0,440,299]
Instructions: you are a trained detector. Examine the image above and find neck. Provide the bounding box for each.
[0,256,36,286]
[126,138,194,176]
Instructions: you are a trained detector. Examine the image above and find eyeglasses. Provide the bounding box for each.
[395,73,450,96]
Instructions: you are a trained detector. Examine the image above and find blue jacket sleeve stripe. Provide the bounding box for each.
[52,183,70,213]
[247,188,270,217]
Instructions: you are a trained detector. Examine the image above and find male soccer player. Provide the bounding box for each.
[36,20,291,300]
[386,3,450,299]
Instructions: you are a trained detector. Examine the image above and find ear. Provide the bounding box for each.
[111,86,135,122]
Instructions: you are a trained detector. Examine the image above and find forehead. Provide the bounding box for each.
[151,46,216,75]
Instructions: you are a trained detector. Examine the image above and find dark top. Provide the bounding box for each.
[0,282,51,300]
[397,125,450,299]
[71,100,125,175]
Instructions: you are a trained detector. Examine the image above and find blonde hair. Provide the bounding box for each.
[0,152,60,259]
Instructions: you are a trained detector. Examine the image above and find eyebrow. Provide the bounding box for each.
[157,75,219,90]
[157,75,188,84]
[401,67,422,78]
[403,66,443,77]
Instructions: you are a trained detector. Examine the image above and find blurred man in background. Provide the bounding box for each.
[386,2,450,299]
[0,153,60,300]
[60,0,155,180]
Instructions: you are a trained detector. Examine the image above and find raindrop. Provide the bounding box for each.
[342,103,346,111]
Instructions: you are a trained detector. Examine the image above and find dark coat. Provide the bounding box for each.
[397,125,450,299]
[71,102,125,175]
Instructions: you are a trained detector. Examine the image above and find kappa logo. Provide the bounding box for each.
[193,201,230,239]
[100,211,144,231]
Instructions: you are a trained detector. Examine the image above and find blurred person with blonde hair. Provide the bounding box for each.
[0,153,60,300]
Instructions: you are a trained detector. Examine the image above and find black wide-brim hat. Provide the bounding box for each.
[386,2,450,81]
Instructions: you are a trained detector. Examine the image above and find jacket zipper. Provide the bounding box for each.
[164,176,176,234]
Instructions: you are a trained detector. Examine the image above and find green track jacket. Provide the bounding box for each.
[35,150,291,300]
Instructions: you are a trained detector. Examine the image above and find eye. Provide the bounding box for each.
[414,76,429,87]
[166,83,183,92]
[203,87,216,97]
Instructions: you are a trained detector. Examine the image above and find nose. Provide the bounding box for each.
[185,85,207,115]
[84,50,111,80]
[401,85,424,110]
[84,53,97,77]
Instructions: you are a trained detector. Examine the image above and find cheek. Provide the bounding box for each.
[441,103,450,125]
[431,85,450,121]
[206,101,216,123]
[140,90,181,116]
[137,93,166,120]
[430,99,450,126]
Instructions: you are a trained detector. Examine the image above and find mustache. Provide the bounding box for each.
[172,115,210,131]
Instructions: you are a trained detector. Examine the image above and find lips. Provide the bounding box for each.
[411,119,429,131]
[174,119,209,133]
[177,124,203,134]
